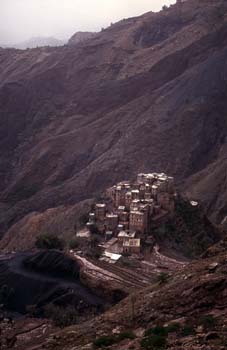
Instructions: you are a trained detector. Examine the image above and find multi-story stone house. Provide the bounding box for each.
[123,238,141,254]
[95,204,106,221]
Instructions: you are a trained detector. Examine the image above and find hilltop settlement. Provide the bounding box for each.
[84,173,179,263]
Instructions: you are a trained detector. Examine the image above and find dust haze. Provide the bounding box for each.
[0,0,175,45]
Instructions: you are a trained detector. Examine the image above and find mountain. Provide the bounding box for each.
[68,31,97,46]
[184,147,227,223]
[0,0,227,249]
[5,36,66,49]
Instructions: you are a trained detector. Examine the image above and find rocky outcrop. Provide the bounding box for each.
[68,32,97,46]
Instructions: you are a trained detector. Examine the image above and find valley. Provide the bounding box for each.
[1,0,227,349]
[0,0,227,250]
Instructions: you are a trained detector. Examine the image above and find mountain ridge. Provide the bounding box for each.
[2,36,66,49]
[0,0,227,249]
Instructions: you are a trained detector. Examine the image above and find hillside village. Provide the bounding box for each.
[84,173,178,263]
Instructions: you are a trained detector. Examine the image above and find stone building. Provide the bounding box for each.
[95,204,106,221]
[125,191,132,210]
[118,231,136,242]
[130,199,140,211]
[105,213,119,232]
[131,189,140,200]
[118,208,129,222]
[151,184,158,197]
[129,210,148,234]
[123,238,141,254]
[115,186,126,207]
[106,186,116,202]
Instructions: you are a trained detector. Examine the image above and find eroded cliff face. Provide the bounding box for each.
[0,0,227,249]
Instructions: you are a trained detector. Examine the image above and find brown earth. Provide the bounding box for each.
[0,0,227,249]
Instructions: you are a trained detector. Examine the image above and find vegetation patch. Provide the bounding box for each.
[35,233,65,250]
[181,324,196,337]
[198,315,216,331]
[153,195,219,258]
[141,326,168,349]
[93,331,135,348]
[44,304,77,328]
[69,237,80,249]
[165,322,181,333]
[156,272,169,285]
[141,334,167,349]
[141,323,184,349]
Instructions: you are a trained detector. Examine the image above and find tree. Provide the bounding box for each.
[79,213,89,226]
[35,233,65,250]
[89,225,100,235]
[44,304,77,328]
[156,272,169,285]
[69,237,80,250]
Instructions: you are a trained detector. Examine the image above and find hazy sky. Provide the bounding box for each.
[1,0,176,45]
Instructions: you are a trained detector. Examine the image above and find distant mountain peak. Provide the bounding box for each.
[5,36,66,50]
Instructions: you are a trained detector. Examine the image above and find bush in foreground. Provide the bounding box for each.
[93,331,135,348]
[142,326,169,349]
[141,334,167,349]
[44,304,77,328]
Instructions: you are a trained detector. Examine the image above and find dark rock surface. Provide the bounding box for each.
[0,251,105,313]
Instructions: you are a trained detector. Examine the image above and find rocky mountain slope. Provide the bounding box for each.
[8,237,227,350]
[0,0,227,248]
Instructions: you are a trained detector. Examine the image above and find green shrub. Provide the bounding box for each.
[44,304,77,328]
[156,273,169,284]
[142,326,168,349]
[35,233,65,250]
[117,331,136,341]
[69,237,80,249]
[141,334,167,349]
[145,326,167,337]
[165,322,181,333]
[93,331,135,348]
[181,325,196,337]
[79,213,89,225]
[93,335,116,348]
[89,225,100,235]
[199,315,216,330]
